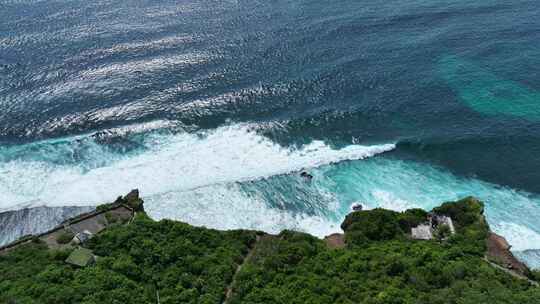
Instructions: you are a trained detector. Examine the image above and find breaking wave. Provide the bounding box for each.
[1,121,540,268]
[0,122,395,211]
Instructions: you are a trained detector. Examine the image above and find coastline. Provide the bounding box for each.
[1,192,539,303]
[1,192,538,272]
[0,191,536,278]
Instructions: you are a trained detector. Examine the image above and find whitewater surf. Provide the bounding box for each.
[1,121,540,269]
[2,0,540,270]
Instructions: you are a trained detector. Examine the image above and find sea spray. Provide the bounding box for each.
[2,121,540,268]
[0,123,395,211]
[147,153,540,260]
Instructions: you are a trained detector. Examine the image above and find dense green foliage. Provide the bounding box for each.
[341,209,404,245]
[340,207,429,247]
[0,213,257,304]
[56,231,75,244]
[230,234,539,304]
[229,198,539,304]
[532,270,540,282]
[432,197,489,255]
[0,198,538,304]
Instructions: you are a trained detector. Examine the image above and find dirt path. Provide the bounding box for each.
[484,258,538,286]
[223,235,262,304]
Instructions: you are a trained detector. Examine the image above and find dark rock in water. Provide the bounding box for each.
[352,204,363,211]
[0,206,93,246]
[300,171,313,181]
[113,189,144,212]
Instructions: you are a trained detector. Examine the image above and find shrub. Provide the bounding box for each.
[434,224,451,241]
[105,212,120,224]
[96,202,114,212]
[529,270,540,282]
[48,249,72,261]
[56,231,75,244]
[432,197,483,229]
[342,209,404,245]
[398,208,428,233]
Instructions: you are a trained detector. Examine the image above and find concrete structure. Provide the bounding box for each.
[0,199,135,254]
[431,215,456,234]
[411,213,455,240]
[411,224,433,240]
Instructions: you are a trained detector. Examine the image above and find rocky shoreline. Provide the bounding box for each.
[0,191,536,281]
[1,193,538,303]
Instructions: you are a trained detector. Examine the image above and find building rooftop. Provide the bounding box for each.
[411,224,433,240]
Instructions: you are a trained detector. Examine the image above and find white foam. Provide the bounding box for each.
[342,159,540,252]
[491,222,540,252]
[4,121,540,260]
[0,123,395,211]
[146,184,341,238]
[369,189,420,211]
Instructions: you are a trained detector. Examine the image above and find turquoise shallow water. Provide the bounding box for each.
[439,55,540,121]
[1,124,539,268]
[1,0,540,267]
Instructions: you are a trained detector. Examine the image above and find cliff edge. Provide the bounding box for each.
[0,194,538,303]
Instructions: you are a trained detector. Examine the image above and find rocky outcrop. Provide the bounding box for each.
[324,233,345,249]
[486,232,531,277]
[111,189,144,212]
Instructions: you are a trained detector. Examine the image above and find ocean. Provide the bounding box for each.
[1,0,539,267]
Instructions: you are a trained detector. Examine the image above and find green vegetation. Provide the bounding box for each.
[95,203,113,213]
[56,231,75,244]
[339,207,428,247]
[104,212,124,225]
[0,213,257,304]
[432,197,489,255]
[532,270,540,282]
[229,197,538,303]
[65,248,95,267]
[433,224,451,242]
[0,197,538,304]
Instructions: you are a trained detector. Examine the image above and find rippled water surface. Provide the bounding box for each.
[1,0,539,266]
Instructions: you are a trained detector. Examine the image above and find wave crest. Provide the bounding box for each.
[0,123,394,211]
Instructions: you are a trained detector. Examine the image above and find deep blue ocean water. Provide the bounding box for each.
[1,0,540,266]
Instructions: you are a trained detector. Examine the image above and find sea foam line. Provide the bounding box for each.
[0,123,395,211]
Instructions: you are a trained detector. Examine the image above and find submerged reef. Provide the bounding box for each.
[438,55,540,121]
